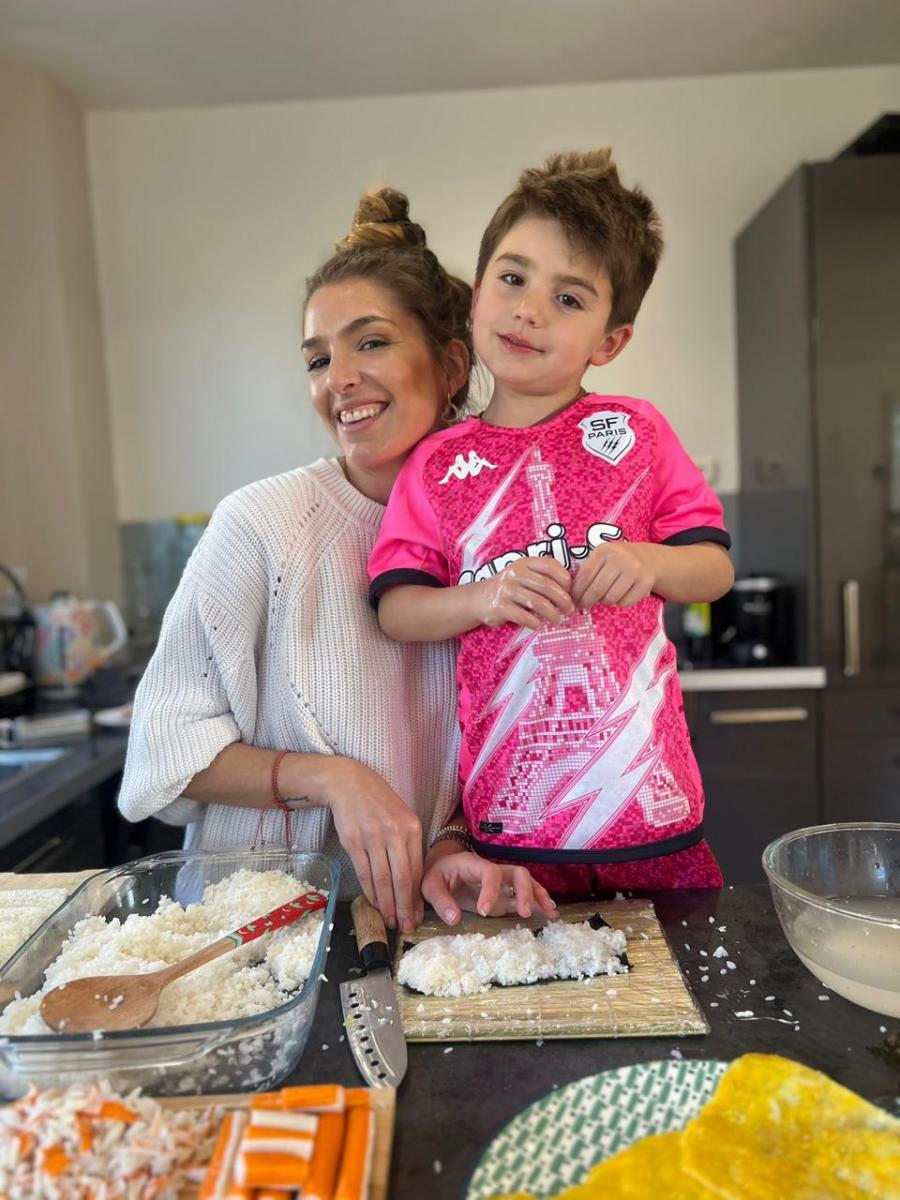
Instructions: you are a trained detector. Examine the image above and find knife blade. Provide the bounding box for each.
[339,896,407,1088]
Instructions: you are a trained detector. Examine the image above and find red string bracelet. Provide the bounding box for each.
[271,749,291,810]
[270,749,294,848]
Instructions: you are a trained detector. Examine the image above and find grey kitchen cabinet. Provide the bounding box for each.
[0,791,107,873]
[736,152,900,685]
[734,145,900,828]
[821,687,900,824]
[685,689,820,884]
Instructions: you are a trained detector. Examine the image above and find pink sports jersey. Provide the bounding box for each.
[369,394,731,886]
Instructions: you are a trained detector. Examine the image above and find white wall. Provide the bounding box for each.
[0,65,120,602]
[87,65,900,521]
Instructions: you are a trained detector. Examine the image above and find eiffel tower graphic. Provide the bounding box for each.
[477,447,690,843]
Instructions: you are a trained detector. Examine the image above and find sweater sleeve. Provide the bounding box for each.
[118,494,268,827]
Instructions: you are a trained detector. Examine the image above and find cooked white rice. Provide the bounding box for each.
[397,919,629,998]
[0,870,326,1034]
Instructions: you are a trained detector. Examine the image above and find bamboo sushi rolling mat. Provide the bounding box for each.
[160,1089,396,1200]
[395,899,709,1041]
[0,871,96,963]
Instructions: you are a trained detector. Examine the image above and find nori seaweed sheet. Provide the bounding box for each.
[398,912,630,995]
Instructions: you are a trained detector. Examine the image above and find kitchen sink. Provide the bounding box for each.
[0,748,66,794]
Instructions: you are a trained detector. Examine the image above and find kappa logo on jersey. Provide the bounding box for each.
[579,411,635,465]
[438,450,498,485]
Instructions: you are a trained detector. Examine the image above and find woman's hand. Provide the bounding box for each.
[571,541,657,610]
[311,757,424,933]
[421,848,558,926]
[473,558,574,630]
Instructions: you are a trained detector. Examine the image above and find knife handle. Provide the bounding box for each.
[351,896,392,972]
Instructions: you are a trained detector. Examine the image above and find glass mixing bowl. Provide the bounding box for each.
[762,822,900,1018]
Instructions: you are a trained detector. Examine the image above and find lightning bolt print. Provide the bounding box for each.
[456,448,532,578]
[546,620,674,849]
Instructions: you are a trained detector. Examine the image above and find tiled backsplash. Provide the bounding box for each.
[120,493,741,660]
[119,518,209,657]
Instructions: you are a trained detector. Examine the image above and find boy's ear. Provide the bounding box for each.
[589,323,633,368]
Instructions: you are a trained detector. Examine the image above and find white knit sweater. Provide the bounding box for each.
[118,458,460,894]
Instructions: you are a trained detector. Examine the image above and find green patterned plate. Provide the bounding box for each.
[466,1058,727,1199]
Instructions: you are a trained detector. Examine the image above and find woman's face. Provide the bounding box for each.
[303,278,448,503]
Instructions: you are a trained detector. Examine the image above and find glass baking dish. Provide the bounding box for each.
[0,847,340,1099]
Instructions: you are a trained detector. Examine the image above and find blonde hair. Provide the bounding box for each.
[306,189,472,417]
[476,149,663,327]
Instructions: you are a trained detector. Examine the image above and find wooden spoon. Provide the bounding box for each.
[39,888,328,1034]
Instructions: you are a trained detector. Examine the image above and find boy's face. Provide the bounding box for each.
[472,217,632,406]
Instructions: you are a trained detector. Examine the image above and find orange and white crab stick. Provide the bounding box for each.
[241,1126,315,1158]
[303,1111,347,1200]
[333,1104,374,1200]
[234,1152,311,1190]
[199,1111,248,1200]
[250,1084,345,1114]
[249,1109,319,1135]
[344,1089,372,1110]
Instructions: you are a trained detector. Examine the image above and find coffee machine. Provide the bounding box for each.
[711,574,793,667]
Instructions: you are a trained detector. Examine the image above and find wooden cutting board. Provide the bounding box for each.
[394,899,708,1042]
[160,1088,395,1200]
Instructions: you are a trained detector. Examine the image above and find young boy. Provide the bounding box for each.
[368,150,734,894]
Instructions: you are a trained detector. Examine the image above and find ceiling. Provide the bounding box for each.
[1,0,899,110]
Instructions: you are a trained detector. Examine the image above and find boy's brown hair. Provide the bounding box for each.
[475,148,663,329]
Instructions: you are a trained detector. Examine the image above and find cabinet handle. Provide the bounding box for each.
[842,579,861,677]
[708,707,809,725]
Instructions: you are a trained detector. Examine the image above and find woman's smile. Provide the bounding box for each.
[337,401,389,428]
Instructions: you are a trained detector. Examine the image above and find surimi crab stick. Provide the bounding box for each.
[234,1152,311,1189]
[241,1126,315,1158]
[344,1090,372,1110]
[249,1109,319,1134]
[251,1085,346,1113]
[333,1105,374,1200]
[303,1111,346,1200]
[199,1111,248,1200]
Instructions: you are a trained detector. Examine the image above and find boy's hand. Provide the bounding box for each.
[421,848,559,926]
[474,557,574,630]
[571,541,657,609]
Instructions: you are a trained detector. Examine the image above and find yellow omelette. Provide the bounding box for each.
[682,1053,900,1199]
[485,1054,900,1200]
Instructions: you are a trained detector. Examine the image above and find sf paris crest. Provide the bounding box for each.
[578,411,635,465]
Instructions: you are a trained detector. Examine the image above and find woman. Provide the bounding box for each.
[118,189,556,933]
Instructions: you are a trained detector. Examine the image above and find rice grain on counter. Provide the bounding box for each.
[0,870,326,1034]
[397,917,629,998]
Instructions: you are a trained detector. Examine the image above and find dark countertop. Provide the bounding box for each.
[0,731,129,851]
[297,885,899,1199]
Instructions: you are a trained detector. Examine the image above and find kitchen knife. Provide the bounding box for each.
[339,896,407,1088]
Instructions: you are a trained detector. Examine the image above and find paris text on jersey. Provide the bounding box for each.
[457,520,624,585]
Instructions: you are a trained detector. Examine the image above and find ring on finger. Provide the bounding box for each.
[502,884,516,898]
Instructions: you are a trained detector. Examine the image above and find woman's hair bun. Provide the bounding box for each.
[336,188,428,252]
